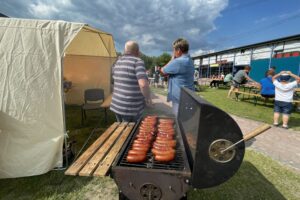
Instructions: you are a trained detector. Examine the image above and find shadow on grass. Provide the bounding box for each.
[0,170,93,200]
[188,161,286,200]
[65,105,116,154]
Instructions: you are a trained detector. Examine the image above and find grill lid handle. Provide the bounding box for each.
[220,124,271,154]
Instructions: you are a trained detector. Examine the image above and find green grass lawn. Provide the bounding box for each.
[151,86,300,131]
[0,101,299,199]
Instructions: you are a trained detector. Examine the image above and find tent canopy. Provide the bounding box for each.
[0,18,116,178]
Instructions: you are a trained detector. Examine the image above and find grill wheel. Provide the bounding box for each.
[140,183,162,200]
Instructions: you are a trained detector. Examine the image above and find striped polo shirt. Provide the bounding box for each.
[110,54,148,116]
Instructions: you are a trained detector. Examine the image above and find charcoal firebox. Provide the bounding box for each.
[111,88,246,200]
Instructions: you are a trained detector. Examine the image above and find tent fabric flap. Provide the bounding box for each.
[0,18,83,178]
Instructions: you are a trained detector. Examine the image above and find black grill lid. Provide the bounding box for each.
[178,88,245,189]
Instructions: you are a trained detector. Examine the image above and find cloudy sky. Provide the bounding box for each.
[1,0,300,56]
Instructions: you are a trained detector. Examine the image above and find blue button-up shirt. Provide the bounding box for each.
[163,54,195,103]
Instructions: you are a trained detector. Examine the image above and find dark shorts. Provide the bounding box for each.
[232,80,241,88]
[274,100,293,115]
[261,94,275,98]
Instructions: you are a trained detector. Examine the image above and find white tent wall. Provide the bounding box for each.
[64,55,116,105]
[0,18,84,178]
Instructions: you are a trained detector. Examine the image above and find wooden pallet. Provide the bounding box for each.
[65,122,135,177]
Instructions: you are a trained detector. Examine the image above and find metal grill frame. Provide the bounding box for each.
[116,117,187,171]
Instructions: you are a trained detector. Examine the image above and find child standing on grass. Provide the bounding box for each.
[272,71,300,129]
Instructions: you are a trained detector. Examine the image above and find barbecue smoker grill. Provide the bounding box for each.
[111,88,246,200]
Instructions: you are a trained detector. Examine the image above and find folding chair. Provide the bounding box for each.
[81,88,104,125]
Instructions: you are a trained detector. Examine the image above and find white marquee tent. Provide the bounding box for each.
[0,18,117,178]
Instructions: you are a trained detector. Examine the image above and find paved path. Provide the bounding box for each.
[147,93,300,171]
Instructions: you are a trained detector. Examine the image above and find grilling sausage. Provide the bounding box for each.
[158,129,175,133]
[126,154,147,163]
[128,149,147,155]
[151,148,175,155]
[154,140,176,147]
[154,153,175,162]
[158,124,173,128]
[133,139,150,144]
[156,136,174,141]
[132,142,150,147]
[159,119,174,124]
[153,141,176,149]
[131,146,149,152]
[156,134,173,139]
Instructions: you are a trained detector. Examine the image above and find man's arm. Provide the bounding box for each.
[138,79,152,106]
[272,71,284,82]
[244,73,256,83]
[287,71,300,84]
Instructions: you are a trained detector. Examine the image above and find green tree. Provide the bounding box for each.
[140,53,155,70]
[155,52,171,67]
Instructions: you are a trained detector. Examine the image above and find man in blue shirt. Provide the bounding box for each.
[161,38,195,117]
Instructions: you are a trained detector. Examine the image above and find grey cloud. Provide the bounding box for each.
[1,0,228,55]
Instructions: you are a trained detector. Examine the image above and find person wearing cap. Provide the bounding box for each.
[272,71,300,129]
[161,38,195,117]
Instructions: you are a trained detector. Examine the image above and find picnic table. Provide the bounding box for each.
[234,85,300,106]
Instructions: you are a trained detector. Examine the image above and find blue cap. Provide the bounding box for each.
[279,73,291,82]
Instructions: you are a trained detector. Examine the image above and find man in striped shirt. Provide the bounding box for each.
[110,41,152,122]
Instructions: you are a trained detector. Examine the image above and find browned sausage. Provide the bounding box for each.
[133,139,150,144]
[136,135,153,140]
[139,127,156,132]
[154,153,175,162]
[132,142,150,147]
[152,143,175,150]
[158,128,175,133]
[158,124,173,128]
[159,119,174,123]
[151,148,175,155]
[131,146,149,152]
[128,149,147,155]
[152,145,174,151]
[138,131,155,136]
[126,154,147,163]
[156,134,173,139]
[154,139,176,147]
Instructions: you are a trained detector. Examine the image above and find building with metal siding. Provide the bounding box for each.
[192,34,300,82]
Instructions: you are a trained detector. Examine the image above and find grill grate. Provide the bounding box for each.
[118,118,186,171]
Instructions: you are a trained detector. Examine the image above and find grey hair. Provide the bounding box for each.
[172,38,189,53]
[124,41,139,55]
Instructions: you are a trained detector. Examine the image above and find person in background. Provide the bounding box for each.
[272,71,300,129]
[265,66,276,77]
[220,72,225,80]
[110,41,152,122]
[194,69,199,85]
[227,66,258,100]
[161,38,195,117]
[259,70,275,102]
[154,67,160,88]
[223,72,233,86]
[209,74,221,88]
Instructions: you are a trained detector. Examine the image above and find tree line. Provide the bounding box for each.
[117,52,172,75]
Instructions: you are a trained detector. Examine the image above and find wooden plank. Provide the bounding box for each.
[78,122,128,176]
[65,122,120,176]
[93,123,135,176]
